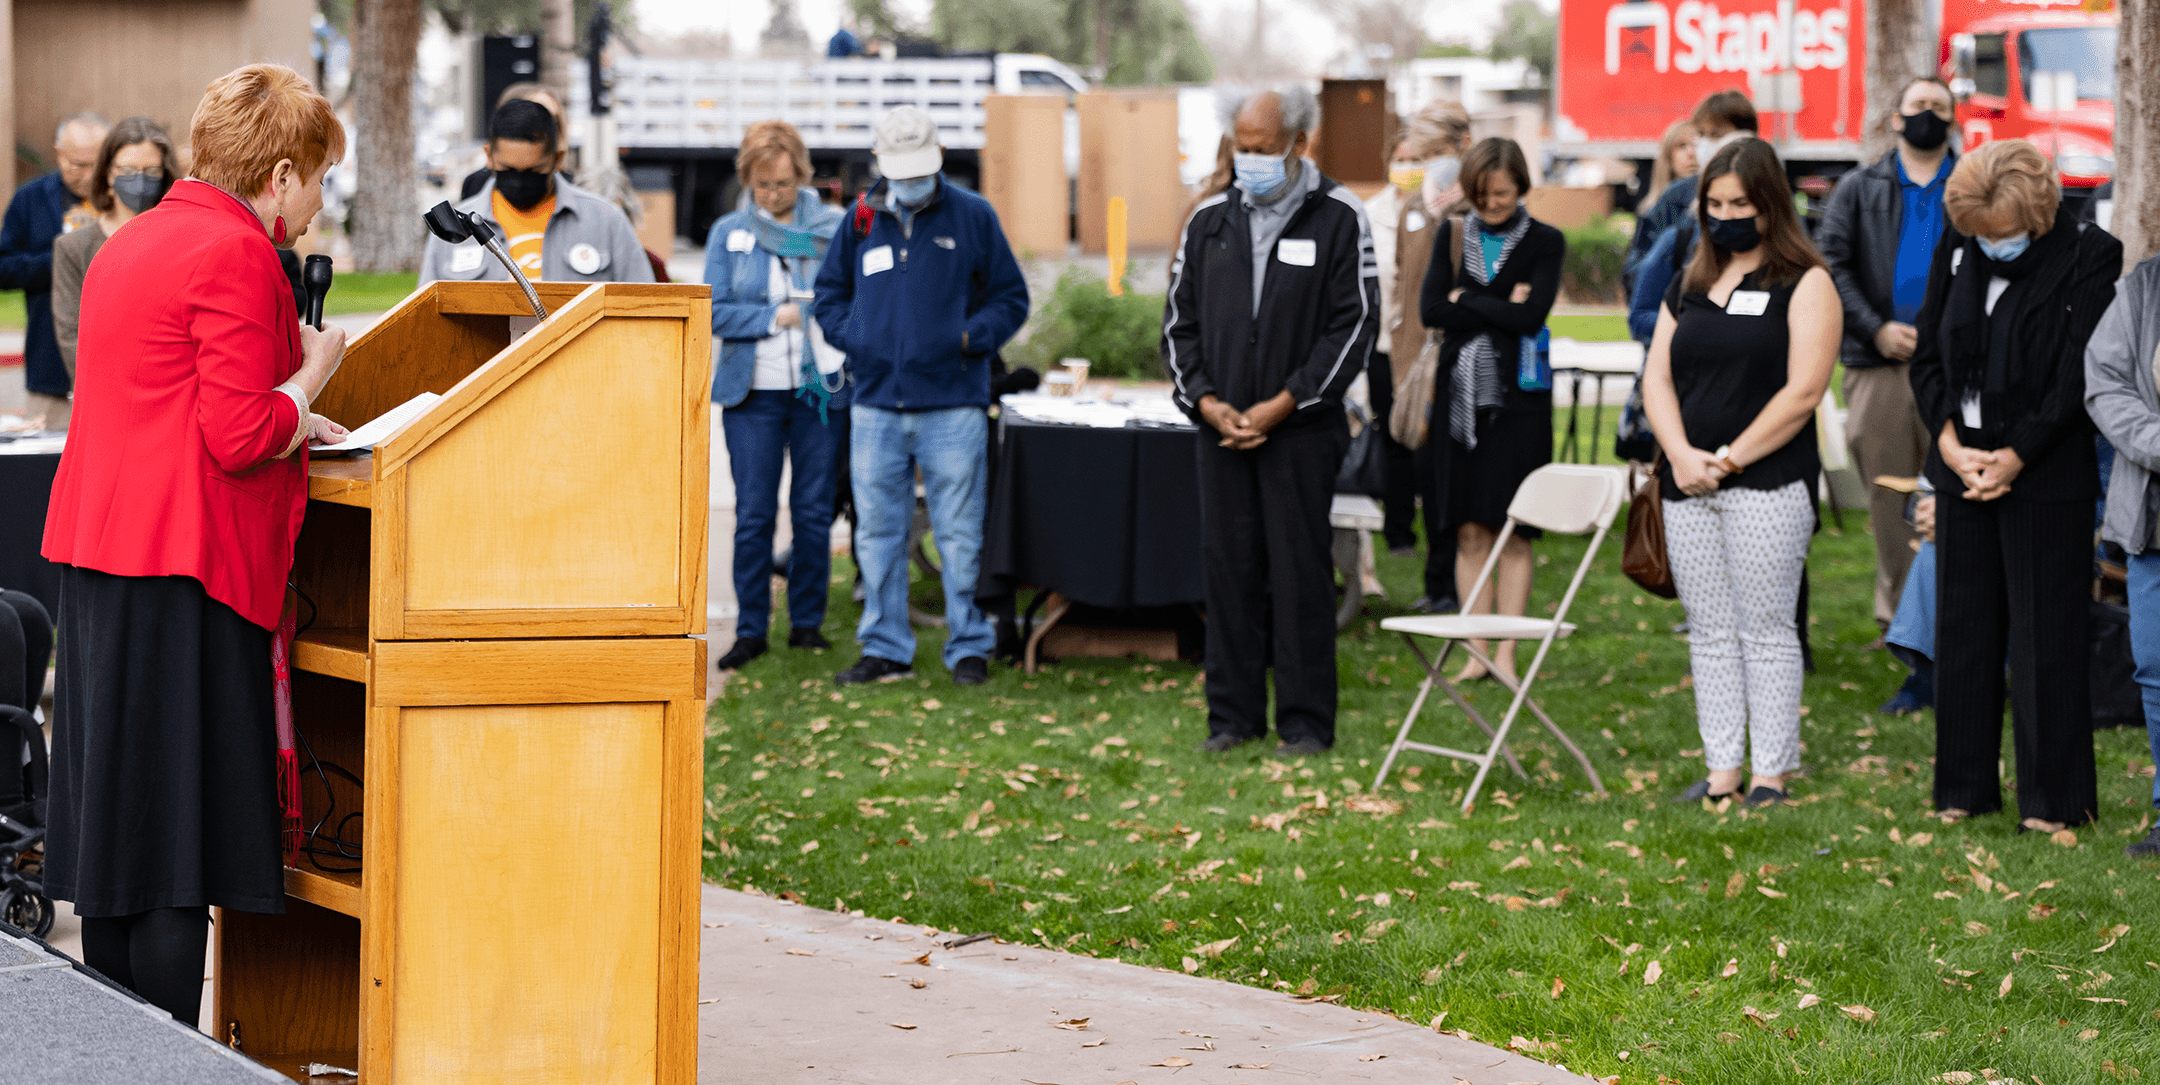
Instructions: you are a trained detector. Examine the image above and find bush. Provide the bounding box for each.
[1009,268,1166,381]
[1561,216,1631,304]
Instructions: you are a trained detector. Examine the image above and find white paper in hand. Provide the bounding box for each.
[312,392,443,453]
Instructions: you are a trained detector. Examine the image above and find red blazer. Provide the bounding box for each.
[43,180,306,631]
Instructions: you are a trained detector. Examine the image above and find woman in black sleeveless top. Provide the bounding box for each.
[1641,139,1841,807]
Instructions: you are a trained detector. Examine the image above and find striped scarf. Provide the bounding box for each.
[1448,207,1530,449]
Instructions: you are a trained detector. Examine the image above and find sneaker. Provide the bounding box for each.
[715,637,767,671]
[1877,673,1930,715]
[953,656,989,686]
[1276,737,1331,757]
[835,656,913,687]
[1197,733,1255,753]
[789,627,833,651]
[2125,824,2160,858]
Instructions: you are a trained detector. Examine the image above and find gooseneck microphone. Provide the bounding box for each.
[303,254,333,330]
[422,202,548,319]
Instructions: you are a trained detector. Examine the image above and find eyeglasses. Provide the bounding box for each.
[111,167,161,179]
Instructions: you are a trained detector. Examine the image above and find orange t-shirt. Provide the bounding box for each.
[491,191,554,276]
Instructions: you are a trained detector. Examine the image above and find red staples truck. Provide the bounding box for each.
[1555,0,2115,195]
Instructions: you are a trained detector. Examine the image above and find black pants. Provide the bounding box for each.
[1410,421,1461,604]
[1367,352,1419,551]
[1933,494,2097,824]
[1197,415,1349,746]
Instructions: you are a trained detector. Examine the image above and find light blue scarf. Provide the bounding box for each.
[750,188,846,419]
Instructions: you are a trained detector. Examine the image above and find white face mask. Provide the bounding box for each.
[1423,155,1461,215]
[1693,132,1745,176]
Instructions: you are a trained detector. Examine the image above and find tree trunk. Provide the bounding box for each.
[540,0,576,116]
[349,0,422,273]
[2116,0,2160,270]
[1862,0,1927,156]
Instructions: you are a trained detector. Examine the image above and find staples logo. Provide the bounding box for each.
[1606,1,1671,74]
[1673,0,1849,74]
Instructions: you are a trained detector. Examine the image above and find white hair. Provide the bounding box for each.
[55,111,109,146]
[1220,85,1319,137]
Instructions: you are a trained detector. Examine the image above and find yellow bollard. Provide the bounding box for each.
[1107,196,1128,296]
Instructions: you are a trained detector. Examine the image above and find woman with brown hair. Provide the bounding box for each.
[40,63,347,1023]
[50,116,181,399]
[1642,138,1839,807]
[1419,136,1565,685]
[1908,139,2120,831]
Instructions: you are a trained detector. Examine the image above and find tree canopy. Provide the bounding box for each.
[927,0,1213,86]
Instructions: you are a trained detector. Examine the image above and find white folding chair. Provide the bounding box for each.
[1373,464,1626,812]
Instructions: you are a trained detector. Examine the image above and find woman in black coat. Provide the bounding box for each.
[1907,139,2120,832]
[1420,136,1565,685]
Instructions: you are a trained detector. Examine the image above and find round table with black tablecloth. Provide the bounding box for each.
[976,416,1206,668]
[0,451,62,617]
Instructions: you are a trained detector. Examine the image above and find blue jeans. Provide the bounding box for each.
[850,404,993,669]
[723,390,846,641]
[2127,553,2160,808]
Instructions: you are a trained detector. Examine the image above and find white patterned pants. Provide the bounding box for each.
[1664,480,1813,776]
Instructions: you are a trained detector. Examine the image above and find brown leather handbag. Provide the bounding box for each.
[1621,455,1679,599]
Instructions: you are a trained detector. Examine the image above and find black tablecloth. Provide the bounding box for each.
[0,452,61,616]
[977,416,1206,609]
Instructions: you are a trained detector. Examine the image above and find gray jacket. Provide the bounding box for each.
[418,175,654,286]
[2084,254,2160,552]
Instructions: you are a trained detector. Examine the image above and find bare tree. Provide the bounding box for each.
[761,0,812,57]
[1200,0,1303,84]
[1301,0,1424,70]
[2117,0,2159,269]
[350,0,424,272]
[1863,0,1927,155]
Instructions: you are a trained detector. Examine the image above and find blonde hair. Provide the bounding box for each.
[1943,139,2059,238]
[189,64,344,198]
[1399,100,1471,161]
[1642,118,1697,213]
[738,120,812,187]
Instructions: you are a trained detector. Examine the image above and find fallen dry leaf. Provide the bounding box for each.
[1150,1056,1194,1067]
[2030,902,2059,922]
[1906,831,1934,847]
[2082,1029,2102,1041]
[697,996,721,1005]
[2051,828,2078,846]
[905,951,932,966]
[1052,1018,1090,1031]
[1183,1041,1215,1052]
[1717,1031,1740,1043]
[1725,871,1747,899]
[1501,855,1533,872]
[1080,1038,1106,1048]
[1840,1004,1878,1023]
[1933,1074,1977,1084]
[1551,976,1566,999]
[1357,1053,1387,1062]
[1797,993,1822,1010]
[909,978,928,989]
[890,1022,917,1030]
[1721,958,1740,978]
[1643,960,1664,986]
[1230,1064,1273,1070]
[784,948,816,957]
[1181,956,1200,973]
[1195,936,1239,958]
[1998,973,2014,998]
[1757,885,1789,899]
[1365,918,1401,939]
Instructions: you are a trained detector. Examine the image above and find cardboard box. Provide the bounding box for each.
[983,95,1070,256]
[1077,90,1183,254]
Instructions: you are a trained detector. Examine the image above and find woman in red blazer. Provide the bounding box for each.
[39,63,349,1025]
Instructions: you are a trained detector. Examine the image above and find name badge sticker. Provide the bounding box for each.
[1277,238,1317,267]
[862,245,895,276]
[726,229,756,253]
[449,246,485,273]
[1725,290,1771,317]
[1404,210,1427,234]
[567,242,607,275]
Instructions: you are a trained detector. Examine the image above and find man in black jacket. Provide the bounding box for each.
[1163,87,1375,756]
[1816,76,1957,635]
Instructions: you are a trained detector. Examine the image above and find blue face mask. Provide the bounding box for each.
[888,175,938,209]
[1977,233,2031,262]
[1233,151,1291,198]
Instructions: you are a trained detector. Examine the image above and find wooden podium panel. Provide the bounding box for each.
[218,280,710,1084]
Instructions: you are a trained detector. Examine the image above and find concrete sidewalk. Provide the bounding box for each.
[699,884,1599,1085]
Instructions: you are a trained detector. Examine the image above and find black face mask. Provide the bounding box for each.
[1706,215,1762,254]
[1900,109,1951,152]
[493,167,552,211]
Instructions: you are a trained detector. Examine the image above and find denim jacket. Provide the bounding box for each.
[704,189,850,410]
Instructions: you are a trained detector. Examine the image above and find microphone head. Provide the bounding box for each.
[423,201,472,243]
[303,254,333,291]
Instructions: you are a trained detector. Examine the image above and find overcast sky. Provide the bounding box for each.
[632,0,1530,72]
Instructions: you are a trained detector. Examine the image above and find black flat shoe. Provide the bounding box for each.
[1197,733,1256,753]
[1673,779,1738,804]
[1276,737,1331,757]
[715,636,767,671]
[1743,785,1790,807]
[788,627,832,650]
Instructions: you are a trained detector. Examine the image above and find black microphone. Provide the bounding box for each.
[303,254,333,330]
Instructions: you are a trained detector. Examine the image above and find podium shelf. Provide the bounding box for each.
[284,866,362,918]
[254,1051,360,1083]
[307,457,372,508]
[293,629,368,683]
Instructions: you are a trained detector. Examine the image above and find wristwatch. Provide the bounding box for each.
[1712,444,1743,475]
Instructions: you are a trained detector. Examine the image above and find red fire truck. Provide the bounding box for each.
[1555,0,2116,192]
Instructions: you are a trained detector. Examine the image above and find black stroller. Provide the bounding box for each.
[0,704,52,937]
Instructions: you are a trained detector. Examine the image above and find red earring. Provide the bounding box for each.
[273,216,288,245]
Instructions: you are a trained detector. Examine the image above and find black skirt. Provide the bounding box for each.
[44,565,285,917]
[1445,408,1551,539]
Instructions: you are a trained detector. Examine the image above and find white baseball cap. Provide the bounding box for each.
[874,106,944,180]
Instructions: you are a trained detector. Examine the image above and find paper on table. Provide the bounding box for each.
[311,392,442,453]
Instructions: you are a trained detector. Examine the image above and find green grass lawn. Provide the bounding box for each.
[705,494,2160,1083]
[1550,313,1630,342]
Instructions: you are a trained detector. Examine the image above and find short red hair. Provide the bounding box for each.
[189,64,345,198]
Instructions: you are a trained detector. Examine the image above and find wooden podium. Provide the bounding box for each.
[212,281,711,1084]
